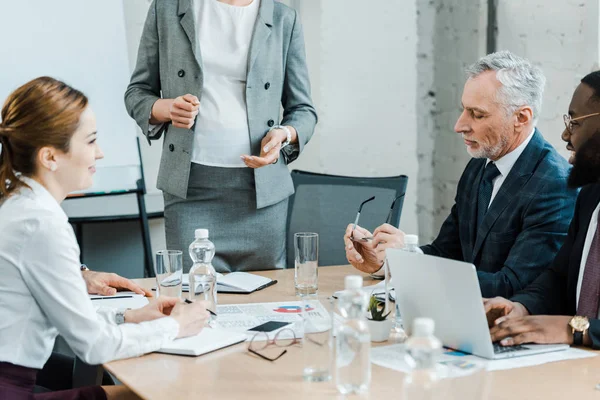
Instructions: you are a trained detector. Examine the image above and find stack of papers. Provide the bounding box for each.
[371,344,597,376]
[183,272,276,294]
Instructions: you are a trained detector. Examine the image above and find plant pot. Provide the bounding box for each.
[366,318,394,342]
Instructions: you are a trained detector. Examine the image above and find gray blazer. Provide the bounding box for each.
[124,0,317,208]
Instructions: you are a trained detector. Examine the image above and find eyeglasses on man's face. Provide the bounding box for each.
[350,194,405,242]
[563,113,600,133]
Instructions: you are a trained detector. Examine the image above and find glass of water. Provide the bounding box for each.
[294,232,319,295]
[300,294,333,382]
[155,250,183,298]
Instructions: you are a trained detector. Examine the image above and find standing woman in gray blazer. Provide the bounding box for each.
[125,0,317,272]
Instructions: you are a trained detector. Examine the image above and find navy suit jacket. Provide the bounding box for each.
[421,130,578,298]
[511,184,600,348]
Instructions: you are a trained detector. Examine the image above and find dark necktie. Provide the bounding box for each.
[577,213,600,318]
[477,162,501,229]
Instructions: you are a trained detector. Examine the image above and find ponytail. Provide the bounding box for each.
[0,125,21,198]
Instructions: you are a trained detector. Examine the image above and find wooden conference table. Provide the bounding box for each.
[104,265,600,399]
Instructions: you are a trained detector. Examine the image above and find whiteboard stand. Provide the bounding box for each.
[65,138,155,278]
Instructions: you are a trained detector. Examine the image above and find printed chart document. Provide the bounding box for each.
[214,300,331,340]
[181,272,277,294]
[371,344,596,377]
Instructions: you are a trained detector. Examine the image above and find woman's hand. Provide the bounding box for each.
[124,297,179,324]
[151,94,199,129]
[170,300,211,338]
[241,127,296,168]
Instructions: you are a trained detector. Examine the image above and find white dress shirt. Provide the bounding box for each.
[576,201,600,318]
[486,128,535,208]
[0,178,179,369]
[190,0,260,167]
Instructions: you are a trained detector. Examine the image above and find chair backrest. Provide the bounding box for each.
[286,170,409,268]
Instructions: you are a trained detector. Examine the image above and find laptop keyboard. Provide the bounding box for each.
[493,343,526,354]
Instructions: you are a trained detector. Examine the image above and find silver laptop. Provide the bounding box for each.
[386,249,569,360]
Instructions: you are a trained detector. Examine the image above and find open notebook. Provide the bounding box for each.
[182,272,277,294]
[158,327,247,356]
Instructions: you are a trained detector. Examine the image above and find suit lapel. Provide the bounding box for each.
[178,0,203,72]
[247,0,273,74]
[471,130,545,260]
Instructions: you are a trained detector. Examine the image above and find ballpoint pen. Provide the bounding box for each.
[185,298,217,316]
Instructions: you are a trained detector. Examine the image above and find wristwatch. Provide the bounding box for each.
[270,125,292,149]
[569,316,590,346]
[80,264,89,272]
[115,308,129,325]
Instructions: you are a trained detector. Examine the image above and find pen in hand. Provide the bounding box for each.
[184,298,217,316]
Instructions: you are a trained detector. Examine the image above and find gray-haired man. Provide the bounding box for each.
[345,50,578,298]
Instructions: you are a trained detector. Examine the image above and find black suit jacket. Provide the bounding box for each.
[512,184,600,348]
[421,130,578,298]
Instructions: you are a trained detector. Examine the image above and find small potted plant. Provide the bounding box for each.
[366,294,394,342]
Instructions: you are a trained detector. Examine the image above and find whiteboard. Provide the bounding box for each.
[0,0,141,194]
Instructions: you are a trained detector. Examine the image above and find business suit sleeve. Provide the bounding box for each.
[587,320,600,349]
[124,0,166,145]
[279,9,318,164]
[509,187,582,315]
[478,178,577,298]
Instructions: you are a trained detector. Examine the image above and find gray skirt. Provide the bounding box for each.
[163,163,288,273]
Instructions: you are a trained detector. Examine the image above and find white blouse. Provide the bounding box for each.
[0,178,179,369]
[191,0,261,167]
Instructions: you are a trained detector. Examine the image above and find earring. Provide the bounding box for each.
[50,163,57,172]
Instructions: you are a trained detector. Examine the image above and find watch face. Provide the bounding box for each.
[570,316,590,331]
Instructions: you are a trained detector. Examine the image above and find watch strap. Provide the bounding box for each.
[574,330,584,346]
[271,125,291,149]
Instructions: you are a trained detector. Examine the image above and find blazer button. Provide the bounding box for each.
[178,69,185,78]
[169,144,175,152]
[267,119,274,127]
[264,82,270,90]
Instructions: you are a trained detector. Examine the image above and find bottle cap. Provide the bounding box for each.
[344,275,363,290]
[412,317,435,336]
[405,234,419,246]
[195,229,209,239]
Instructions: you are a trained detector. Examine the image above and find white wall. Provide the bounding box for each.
[497,0,600,158]
[290,0,420,235]
[416,0,487,242]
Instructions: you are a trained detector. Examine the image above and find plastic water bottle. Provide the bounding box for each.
[403,317,442,400]
[188,229,217,321]
[391,234,424,340]
[336,275,371,395]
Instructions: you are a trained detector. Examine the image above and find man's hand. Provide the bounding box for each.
[344,224,381,273]
[124,297,179,324]
[372,224,405,261]
[82,270,152,297]
[490,315,573,346]
[241,128,287,168]
[483,297,529,327]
